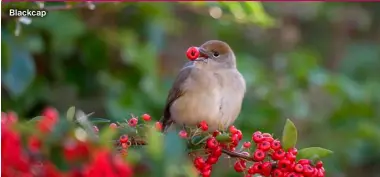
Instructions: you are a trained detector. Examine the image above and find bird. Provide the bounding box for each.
[160,40,246,132]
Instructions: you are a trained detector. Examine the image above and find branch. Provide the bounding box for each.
[221,148,253,161]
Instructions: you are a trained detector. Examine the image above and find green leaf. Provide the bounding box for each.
[89,117,111,124]
[297,147,334,160]
[66,106,75,121]
[282,119,298,151]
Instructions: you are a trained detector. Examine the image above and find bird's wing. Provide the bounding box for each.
[160,62,194,132]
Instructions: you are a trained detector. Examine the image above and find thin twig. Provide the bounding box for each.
[221,148,253,161]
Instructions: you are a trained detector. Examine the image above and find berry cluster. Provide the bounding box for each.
[187,124,325,177]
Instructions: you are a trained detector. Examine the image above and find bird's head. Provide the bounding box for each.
[194,40,236,69]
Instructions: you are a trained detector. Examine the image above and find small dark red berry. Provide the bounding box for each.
[288,147,298,155]
[211,146,222,157]
[194,157,205,169]
[243,142,251,148]
[235,130,243,140]
[271,140,282,150]
[315,161,323,168]
[186,47,200,61]
[262,133,274,142]
[155,122,162,131]
[128,117,138,127]
[201,170,211,177]
[253,149,265,161]
[202,163,212,172]
[119,135,129,143]
[261,161,272,176]
[303,164,315,176]
[229,125,238,134]
[298,159,311,165]
[248,162,261,174]
[258,141,271,151]
[212,130,221,137]
[206,156,218,164]
[272,169,283,177]
[198,121,208,131]
[234,160,246,172]
[178,130,188,138]
[252,133,264,143]
[206,137,218,150]
[272,149,286,160]
[286,152,296,162]
[278,159,291,169]
[141,113,151,121]
[294,163,304,173]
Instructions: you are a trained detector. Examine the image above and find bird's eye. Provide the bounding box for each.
[213,52,220,57]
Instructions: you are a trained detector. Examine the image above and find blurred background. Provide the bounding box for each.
[2,2,380,177]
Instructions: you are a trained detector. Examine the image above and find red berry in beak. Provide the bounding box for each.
[186,47,200,61]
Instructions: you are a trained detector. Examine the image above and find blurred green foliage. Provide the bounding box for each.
[2,2,380,177]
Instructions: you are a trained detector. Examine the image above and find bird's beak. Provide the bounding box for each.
[194,47,211,62]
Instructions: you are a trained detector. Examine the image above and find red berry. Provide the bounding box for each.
[186,47,200,61]
[198,121,208,131]
[202,163,212,172]
[109,123,118,129]
[229,125,238,134]
[262,133,274,142]
[243,142,251,148]
[278,159,291,169]
[303,164,315,176]
[316,168,325,177]
[206,137,218,150]
[233,160,246,172]
[212,130,221,137]
[272,149,286,160]
[235,130,243,140]
[211,146,222,157]
[42,107,58,121]
[128,118,138,127]
[315,161,323,168]
[261,161,272,176]
[288,147,298,155]
[119,135,129,143]
[248,162,261,174]
[272,169,283,177]
[252,133,264,143]
[286,152,296,162]
[206,156,218,164]
[142,114,151,121]
[201,170,211,177]
[245,175,253,177]
[155,122,162,131]
[179,130,188,138]
[194,157,205,169]
[253,149,265,161]
[121,143,128,149]
[294,163,304,173]
[271,140,282,150]
[298,159,311,165]
[258,141,271,151]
